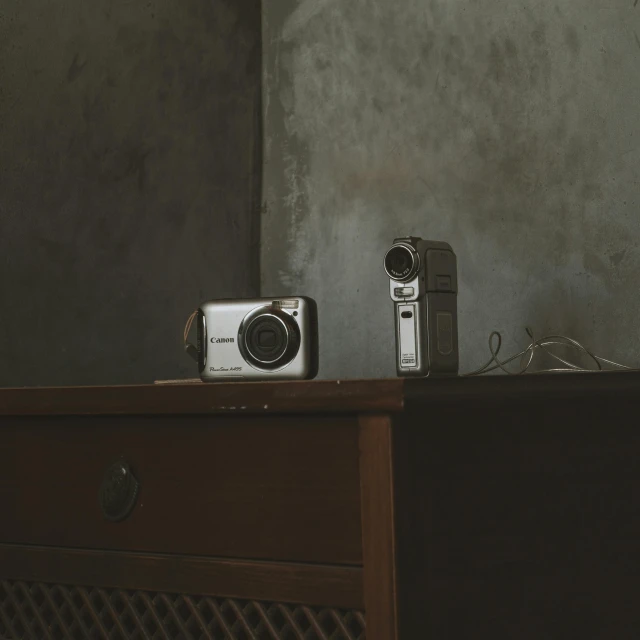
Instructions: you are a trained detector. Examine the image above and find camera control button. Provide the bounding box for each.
[394,287,414,297]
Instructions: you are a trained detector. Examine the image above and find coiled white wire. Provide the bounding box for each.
[463,327,636,376]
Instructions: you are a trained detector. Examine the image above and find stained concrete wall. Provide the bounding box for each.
[0,0,261,386]
[262,0,640,379]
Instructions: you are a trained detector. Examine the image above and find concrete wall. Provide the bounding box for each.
[0,0,261,386]
[262,0,640,379]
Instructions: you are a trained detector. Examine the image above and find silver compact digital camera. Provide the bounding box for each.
[194,297,318,382]
[384,237,459,377]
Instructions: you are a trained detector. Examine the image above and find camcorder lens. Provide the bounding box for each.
[385,245,418,281]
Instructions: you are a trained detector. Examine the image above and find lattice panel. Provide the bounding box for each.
[0,581,366,640]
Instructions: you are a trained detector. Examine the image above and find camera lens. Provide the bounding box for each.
[384,244,419,282]
[240,307,301,370]
[258,330,277,347]
[246,316,288,363]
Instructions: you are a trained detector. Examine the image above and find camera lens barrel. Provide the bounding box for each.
[239,306,301,371]
[384,244,420,282]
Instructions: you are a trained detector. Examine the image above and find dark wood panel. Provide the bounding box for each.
[0,415,362,564]
[3,371,640,417]
[0,379,404,416]
[0,545,364,609]
[358,414,399,640]
[394,389,640,638]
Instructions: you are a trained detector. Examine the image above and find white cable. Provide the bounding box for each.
[462,327,635,377]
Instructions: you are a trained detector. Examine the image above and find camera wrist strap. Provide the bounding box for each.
[184,310,198,362]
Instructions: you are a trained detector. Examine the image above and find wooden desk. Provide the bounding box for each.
[0,373,639,639]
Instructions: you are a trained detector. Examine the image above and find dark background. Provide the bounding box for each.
[0,0,261,386]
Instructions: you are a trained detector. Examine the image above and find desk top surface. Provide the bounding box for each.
[0,371,637,416]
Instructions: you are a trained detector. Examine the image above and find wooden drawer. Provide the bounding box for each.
[0,415,362,564]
